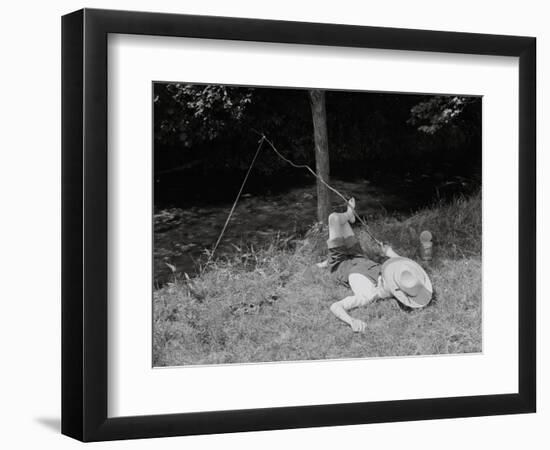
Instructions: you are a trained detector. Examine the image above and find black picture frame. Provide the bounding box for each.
[61,8,536,442]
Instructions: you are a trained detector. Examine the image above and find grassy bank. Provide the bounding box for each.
[153,192,481,366]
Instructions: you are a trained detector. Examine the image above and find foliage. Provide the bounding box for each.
[153,84,482,208]
[408,95,480,135]
[154,83,314,176]
[154,83,254,148]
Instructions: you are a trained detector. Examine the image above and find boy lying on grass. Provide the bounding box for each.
[317,198,433,332]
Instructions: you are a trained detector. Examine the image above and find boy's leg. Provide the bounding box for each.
[328,198,356,240]
[328,212,354,239]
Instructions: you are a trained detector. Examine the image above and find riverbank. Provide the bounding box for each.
[153,177,473,285]
[153,191,481,366]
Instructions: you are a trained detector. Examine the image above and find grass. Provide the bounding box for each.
[153,191,482,367]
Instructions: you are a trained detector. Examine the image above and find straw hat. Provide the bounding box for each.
[381,257,433,308]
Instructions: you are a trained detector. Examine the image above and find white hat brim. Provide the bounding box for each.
[382,257,433,308]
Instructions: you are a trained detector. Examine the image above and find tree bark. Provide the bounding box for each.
[309,89,331,224]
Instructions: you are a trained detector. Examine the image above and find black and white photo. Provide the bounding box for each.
[152,83,482,366]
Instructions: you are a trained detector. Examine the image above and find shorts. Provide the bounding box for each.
[332,256,381,286]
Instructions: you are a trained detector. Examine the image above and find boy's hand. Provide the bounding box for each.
[380,242,399,258]
[350,318,367,333]
[379,242,391,256]
[316,259,328,269]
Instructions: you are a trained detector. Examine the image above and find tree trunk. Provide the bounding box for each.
[309,89,331,224]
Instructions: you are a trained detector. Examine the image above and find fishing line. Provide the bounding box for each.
[206,133,382,265]
[207,137,266,265]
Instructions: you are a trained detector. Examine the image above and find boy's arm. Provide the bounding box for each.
[381,243,399,258]
[330,298,367,332]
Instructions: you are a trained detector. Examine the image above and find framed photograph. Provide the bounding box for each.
[61,8,536,442]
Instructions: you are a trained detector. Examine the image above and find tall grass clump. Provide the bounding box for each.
[356,190,481,262]
[153,191,481,366]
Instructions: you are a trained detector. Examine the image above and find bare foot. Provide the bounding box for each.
[346,197,356,223]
